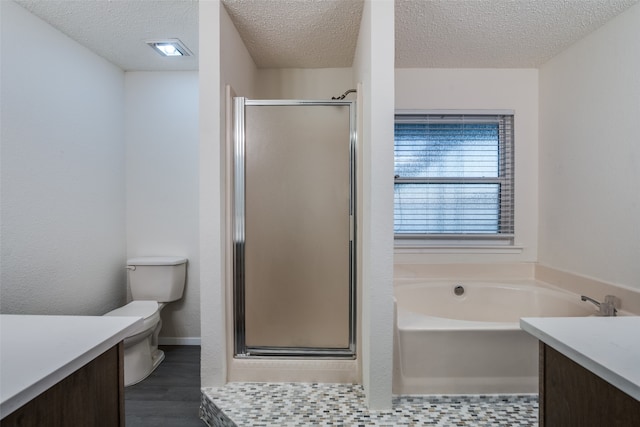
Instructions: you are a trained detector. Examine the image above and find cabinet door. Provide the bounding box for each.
[540,343,640,427]
[1,343,124,426]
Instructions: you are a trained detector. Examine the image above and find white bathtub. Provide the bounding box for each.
[393,280,595,395]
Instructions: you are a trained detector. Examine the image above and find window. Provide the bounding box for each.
[394,112,514,244]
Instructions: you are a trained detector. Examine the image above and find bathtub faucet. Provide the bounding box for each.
[580,295,620,316]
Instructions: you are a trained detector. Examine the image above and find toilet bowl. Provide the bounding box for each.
[104,256,187,387]
[105,300,166,386]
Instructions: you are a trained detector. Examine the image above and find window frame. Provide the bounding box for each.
[394,110,515,247]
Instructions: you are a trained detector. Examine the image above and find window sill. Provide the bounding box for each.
[394,243,525,255]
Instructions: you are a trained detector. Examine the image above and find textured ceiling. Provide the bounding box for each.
[15,0,199,71]
[222,0,364,68]
[395,0,639,68]
[12,0,639,71]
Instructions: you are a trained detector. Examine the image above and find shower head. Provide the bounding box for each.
[332,89,357,100]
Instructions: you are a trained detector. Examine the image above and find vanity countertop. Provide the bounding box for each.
[0,314,142,418]
[520,316,640,401]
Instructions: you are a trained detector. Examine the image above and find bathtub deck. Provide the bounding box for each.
[201,383,538,426]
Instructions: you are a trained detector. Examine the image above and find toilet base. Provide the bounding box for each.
[104,300,169,386]
[123,332,165,387]
[152,348,165,373]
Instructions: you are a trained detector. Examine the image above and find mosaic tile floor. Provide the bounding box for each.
[201,383,538,426]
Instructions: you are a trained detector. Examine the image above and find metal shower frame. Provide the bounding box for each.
[232,97,357,358]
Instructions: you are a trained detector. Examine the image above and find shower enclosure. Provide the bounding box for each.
[233,98,356,358]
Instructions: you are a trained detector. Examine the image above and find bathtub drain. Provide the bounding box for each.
[454,285,465,296]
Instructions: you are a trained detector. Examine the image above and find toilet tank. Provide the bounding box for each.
[127,256,187,302]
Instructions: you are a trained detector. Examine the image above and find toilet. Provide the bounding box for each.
[104,256,187,386]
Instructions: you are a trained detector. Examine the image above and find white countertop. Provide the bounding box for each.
[520,316,640,401]
[0,314,142,418]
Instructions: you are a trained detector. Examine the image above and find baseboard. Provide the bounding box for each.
[159,336,201,346]
[228,358,359,383]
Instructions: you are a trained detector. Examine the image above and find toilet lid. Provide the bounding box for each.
[127,256,186,266]
[105,301,159,319]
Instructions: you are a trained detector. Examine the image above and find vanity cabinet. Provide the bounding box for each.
[1,344,124,427]
[539,343,640,427]
[521,317,640,427]
[1,315,141,426]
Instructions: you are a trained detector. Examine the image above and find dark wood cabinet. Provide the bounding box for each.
[1,343,124,427]
[539,342,640,427]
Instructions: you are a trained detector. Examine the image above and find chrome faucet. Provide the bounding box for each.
[580,295,620,316]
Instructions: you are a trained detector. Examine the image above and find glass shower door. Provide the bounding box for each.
[233,99,356,357]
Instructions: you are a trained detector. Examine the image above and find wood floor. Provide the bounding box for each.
[125,345,206,427]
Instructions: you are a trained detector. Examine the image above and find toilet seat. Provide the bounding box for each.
[105,301,160,336]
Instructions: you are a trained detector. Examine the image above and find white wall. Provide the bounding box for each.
[200,0,258,387]
[199,0,223,388]
[538,3,640,289]
[220,3,257,100]
[1,1,126,315]
[125,71,200,341]
[395,68,539,264]
[353,0,395,410]
[255,68,353,99]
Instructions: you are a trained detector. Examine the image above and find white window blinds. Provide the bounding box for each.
[394,114,514,241]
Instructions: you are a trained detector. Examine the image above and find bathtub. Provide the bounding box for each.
[393,280,595,395]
